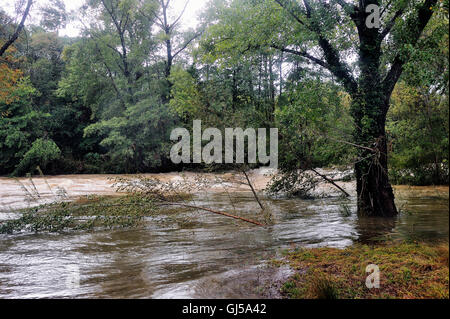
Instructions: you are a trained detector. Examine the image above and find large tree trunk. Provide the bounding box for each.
[275,0,436,217]
[352,21,398,217]
[352,91,397,217]
[353,119,398,217]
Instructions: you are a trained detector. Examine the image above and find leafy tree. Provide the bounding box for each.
[387,3,449,185]
[388,82,449,184]
[137,0,204,102]
[58,0,179,173]
[201,0,444,216]
[276,79,354,171]
[39,0,68,31]
[0,76,51,175]
[13,138,61,176]
[0,46,24,105]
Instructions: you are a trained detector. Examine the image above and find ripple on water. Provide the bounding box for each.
[0,185,448,298]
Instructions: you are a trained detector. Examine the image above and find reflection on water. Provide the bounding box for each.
[0,185,448,299]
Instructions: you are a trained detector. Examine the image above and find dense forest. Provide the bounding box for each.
[0,0,448,188]
[2,0,450,301]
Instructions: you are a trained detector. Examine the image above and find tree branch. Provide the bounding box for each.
[242,170,265,210]
[158,202,265,226]
[274,0,358,95]
[0,0,33,57]
[172,31,203,59]
[382,0,438,97]
[274,0,307,27]
[333,0,359,18]
[310,168,350,197]
[379,7,405,41]
[169,0,190,32]
[270,44,331,70]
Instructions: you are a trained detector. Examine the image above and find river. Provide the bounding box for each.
[0,172,448,298]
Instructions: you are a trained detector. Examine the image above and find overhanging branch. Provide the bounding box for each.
[270,44,330,69]
[274,0,358,95]
[379,7,405,41]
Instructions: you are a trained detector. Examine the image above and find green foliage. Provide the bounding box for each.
[39,0,68,31]
[0,194,157,234]
[0,77,50,175]
[13,138,61,176]
[83,97,176,172]
[388,82,449,185]
[169,66,203,119]
[276,80,354,171]
[0,0,448,188]
[387,10,449,185]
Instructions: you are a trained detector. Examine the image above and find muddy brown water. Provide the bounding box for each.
[0,174,448,298]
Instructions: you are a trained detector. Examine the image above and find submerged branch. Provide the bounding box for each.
[242,170,265,211]
[113,175,267,226]
[310,168,350,197]
[157,202,265,226]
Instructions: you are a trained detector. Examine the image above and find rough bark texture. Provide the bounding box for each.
[0,0,33,57]
[351,0,397,217]
[352,96,398,217]
[275,0,438,216]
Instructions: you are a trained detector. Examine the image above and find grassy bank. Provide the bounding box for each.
[279,242,449,299]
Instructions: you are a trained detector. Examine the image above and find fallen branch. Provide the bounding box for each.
[310,168,350,197]
[242,169,265,210]
[157,202,265,227]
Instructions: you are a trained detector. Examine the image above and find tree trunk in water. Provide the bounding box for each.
[352,91,398,217]
[352,21,398,217]
[276,0,436,217]
[353,126,398,217]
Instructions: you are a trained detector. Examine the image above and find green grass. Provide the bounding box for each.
[280,242,449,299]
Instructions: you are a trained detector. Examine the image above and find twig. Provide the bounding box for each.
[310,168,350,197]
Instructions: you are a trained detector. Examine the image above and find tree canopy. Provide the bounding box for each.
[0,0,447,206]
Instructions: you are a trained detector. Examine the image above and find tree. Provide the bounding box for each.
[388,81,449,185]
[0,76,51,176]
[387,5,449,185]
[81,0,157,105]
[0,0,33,57]
[203,0,442,216]
[140,0,203,102]
[278,0,443,216]
[60,0,178,173]
[39,0,68,31]
[13,138,61,176]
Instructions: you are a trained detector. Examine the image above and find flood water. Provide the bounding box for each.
[0,175,448,299]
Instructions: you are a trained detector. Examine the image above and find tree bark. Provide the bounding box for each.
[273,0,437,216]
[349,2,397,217]
[0,0,33,57]
[352,99,398,217]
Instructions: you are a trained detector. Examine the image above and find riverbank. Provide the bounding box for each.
[2,168,448,213]
[0,179,448,298]
[277,242,449,299]
[0,168,350,212]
